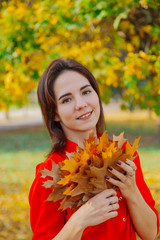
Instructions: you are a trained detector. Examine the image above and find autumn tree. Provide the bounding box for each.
[0,0,159,120]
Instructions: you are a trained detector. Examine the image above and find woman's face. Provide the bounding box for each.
[53,70,100,142]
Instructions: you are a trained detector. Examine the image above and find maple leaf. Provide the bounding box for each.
[81,150,90,166]
[46,186,66,202]
[68,194,84,202]
[90,168,107,190]
[125,137,141,157]
[57,174,74,186]
[70,174,94,197]
[41,132,141,211]
[63,183,76,196]
[113,132,127,148]
[102,141,117,159]
[61,157,80,174]
[97,131,109,153]
[59,196,73,210]
[84,132,96,146]
[91,155,103,168]
[42,180,55,188]
[66,151,75,160]
[39,161,60,182]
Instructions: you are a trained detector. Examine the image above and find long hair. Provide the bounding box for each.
[37,58,105,155]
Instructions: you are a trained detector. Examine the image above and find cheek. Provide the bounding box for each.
[57,104,73,119]
[92,94,100,111]
[95,98,101,119]
[97,102,101,118]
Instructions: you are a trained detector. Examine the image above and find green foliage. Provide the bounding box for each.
[0,0,160,114]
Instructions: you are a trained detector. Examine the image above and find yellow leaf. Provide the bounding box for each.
[63,183,75,196]
[125,137,141,157]
[81,150,90,166]
[57,174,73,186]
[61,157,80,174]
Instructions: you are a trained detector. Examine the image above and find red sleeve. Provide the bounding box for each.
[134,152,159,235]
[29,156,66,240]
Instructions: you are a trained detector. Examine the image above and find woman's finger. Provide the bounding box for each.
[107,166,127,182]
[98,188,117,198]
[125,159,137,171]
[108,203,119,212]
[116,160,135,175]
[107,196,118,206]
[105,175,124,188]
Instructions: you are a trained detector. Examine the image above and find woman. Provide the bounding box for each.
[29,58,159,240]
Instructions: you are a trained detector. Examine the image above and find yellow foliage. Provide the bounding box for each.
[139,51,150,61]
[141,25,152,34]
[28,52,46,70]
[127,43,135,52]
[131,35,140,48]
[16,6,26,20]
[140,0,148,8]
[120,20,130,29]
[50,15,59,25]
[0,0,159,112]
[106,68,119,87]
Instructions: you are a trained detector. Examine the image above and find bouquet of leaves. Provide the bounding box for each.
[40,132,140,211]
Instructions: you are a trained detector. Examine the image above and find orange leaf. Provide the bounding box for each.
[97,131,109,153]
[81,150,90,166]
[125,137,141,157]
[70,174,94,197]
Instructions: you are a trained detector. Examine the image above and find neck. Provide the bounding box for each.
[65,129,97,148]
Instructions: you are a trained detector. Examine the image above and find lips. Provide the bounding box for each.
[77,111,93,120]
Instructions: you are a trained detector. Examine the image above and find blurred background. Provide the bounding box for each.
[0,0,160,239]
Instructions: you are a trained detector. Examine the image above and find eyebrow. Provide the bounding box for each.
[58,84,91,101]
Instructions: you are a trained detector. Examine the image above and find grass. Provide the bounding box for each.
[106,119,158,136]
[139,147,160,172]
[0,122,159,239]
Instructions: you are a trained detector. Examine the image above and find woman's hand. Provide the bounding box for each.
[104,159,158,240]
[70,189,119,230]
[105,159,138,200]
[54,189,119,240]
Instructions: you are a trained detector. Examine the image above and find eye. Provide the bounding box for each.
[62,98,71,104]
[82,89,91,95]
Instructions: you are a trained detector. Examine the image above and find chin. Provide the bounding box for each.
[77,126,97,133]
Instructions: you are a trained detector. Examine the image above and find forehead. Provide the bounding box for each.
[53,70,90,94]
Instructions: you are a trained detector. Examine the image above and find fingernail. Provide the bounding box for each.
[116,160,121,165]
[105,176,110,180]
[108,166,113,171]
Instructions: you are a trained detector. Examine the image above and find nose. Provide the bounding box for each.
[75,96,87,110]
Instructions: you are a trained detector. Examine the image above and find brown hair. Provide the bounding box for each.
[37,58,105,155]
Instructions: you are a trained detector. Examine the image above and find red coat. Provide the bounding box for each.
[29,139,159,240]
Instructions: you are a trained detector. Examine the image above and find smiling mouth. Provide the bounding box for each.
[77,111,93,120]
